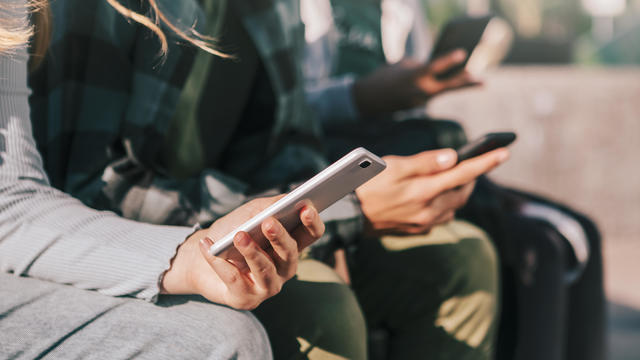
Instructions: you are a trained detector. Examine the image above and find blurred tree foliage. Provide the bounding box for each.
[420,0,640,65]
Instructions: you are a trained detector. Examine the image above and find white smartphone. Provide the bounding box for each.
[208,147,386,257]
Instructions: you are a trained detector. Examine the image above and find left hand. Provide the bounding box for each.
[352,49,481,117]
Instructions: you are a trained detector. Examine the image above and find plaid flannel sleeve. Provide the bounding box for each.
[28,0,255,227]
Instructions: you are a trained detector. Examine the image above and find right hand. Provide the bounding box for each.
[161,197,325,310]
[355,148,509,236]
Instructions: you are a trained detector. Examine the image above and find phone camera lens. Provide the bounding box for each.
[359,160,372,169]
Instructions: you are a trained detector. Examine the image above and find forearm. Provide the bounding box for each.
[0,48,192,302]
[0,181,192,302]
[305,75,361,126]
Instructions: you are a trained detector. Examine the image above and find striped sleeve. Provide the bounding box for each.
[0,49,193,302]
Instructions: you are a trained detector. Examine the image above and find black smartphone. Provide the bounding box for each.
[456,132,516,164]
[429,15,493,79]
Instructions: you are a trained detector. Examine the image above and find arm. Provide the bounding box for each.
[303,0,478,120]
[1,49,326,308]
[0,48,193,302]
[301,0,361,126]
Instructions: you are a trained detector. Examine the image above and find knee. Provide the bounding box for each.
[255,260,367,360]
[144,297,272,359]
[435,225,500,354]
[449,222,499,294]
[192,305,272,360]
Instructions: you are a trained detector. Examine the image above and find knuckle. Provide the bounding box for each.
[281,247,297,263]
[226,272,241,284]
[446,212,455,222]
[268,282,283,297]
[453,194,467,209]
[284,268,296,281]
[256,265,270,276]
[240,244,259,260]
[283,261,298,280]
[438,212,454,225]
[417,212,435,225]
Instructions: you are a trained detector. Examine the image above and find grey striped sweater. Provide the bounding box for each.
[0,48,193,302]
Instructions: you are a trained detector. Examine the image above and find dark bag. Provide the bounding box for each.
[458,178,606,360]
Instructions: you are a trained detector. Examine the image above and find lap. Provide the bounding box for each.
[0,274,270,360]
[349,220,499,359]
[253,259,367,360]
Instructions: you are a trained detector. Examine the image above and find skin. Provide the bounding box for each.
[162,196,325,310]
[356,147,509,236]
[352,49,480,118]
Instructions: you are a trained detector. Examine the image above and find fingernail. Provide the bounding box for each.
[200,237,214,247]
[497,149,510,163]
[454,49,467,61]
[437,150,456,168]
[303,207,315,222]
[265,219,278,237]
[235,232,251,247]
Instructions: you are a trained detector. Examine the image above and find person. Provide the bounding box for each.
[301,2,606,360]
[302,0,477,126]
[28,0,510,358]
[0,1,328,358]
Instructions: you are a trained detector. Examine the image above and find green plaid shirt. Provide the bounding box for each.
[29,0,364,258]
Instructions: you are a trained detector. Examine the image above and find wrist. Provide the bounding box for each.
[161,229,207,295]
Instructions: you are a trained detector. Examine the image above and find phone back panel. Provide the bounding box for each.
[209,148,386,257]
[430,15,492,78]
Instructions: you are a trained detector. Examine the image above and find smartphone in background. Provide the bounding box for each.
[456,132,516,164]
[209,147,386,258]
[465,17,514,76]
[429,15,493,79]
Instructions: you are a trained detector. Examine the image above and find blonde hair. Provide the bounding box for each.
[105,0,227,58]
[0,0,224,59]
[0,1,42,53]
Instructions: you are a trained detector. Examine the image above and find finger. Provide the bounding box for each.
[462,70,484,86]
[262,217,299,278]
[432,148,509,193]
[430,183,474,212]
[233,232,279,293]
[244,194,286,217]
[403,223,434,235]
[427,49,467,75]
[395,149,458,178]
[439,71,476,92]
[432,210,455,226]
[297,205,325,249]
[407,208,437,228]
[198,237,253,294]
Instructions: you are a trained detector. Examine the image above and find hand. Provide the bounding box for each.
[161,196,325,310]
[352,49,480,117]
[355,148,508,236]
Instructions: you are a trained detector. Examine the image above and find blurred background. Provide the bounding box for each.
[421,0,639,359]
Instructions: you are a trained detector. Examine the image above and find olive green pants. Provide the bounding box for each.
[253,220,499,360]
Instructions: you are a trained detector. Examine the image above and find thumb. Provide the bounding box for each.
[427,49,468,76]
[399,148,458,178]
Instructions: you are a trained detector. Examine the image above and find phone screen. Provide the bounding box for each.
[456,132,516,163]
